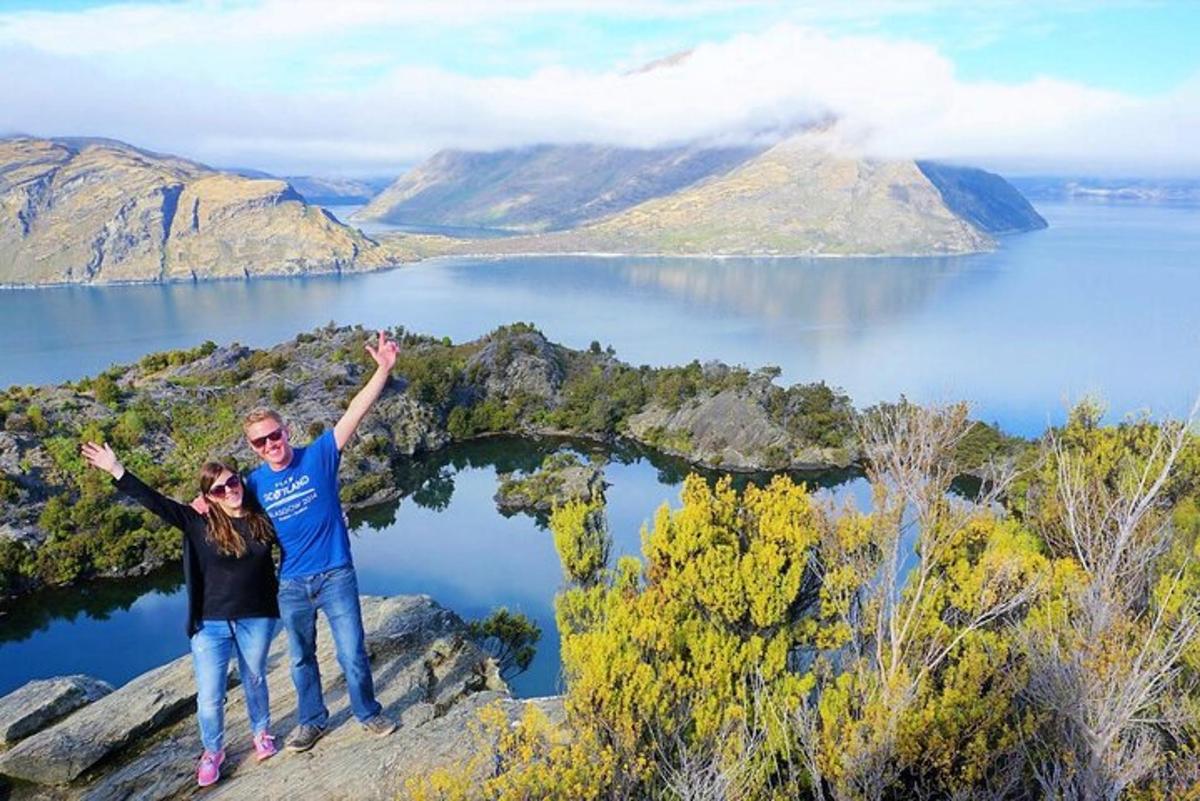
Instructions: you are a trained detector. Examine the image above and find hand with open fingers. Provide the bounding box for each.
[190,495,210,515]
[365,329,399,372]
[81,441,124,479]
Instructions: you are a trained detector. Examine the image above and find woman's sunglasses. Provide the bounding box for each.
[249,428,284,449]
[207,474,242,498]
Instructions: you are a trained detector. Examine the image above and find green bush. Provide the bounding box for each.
[468,608,542,682]
[777,381,855,448]
[0,474,19,503]
[139,340,218,372]
[271,382,293,406]
[93,374,121,405]
[360,435,390,458]
[340,473,390,505]
[549,364,647,434]
[0,538,33,597]
[26,404,48,434]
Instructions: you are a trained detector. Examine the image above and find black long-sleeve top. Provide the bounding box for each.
[114,471,280,637]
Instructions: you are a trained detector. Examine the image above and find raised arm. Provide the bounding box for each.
[333,329,399,451]
[81,441,200,531]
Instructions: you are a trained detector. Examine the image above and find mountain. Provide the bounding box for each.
[353,143,762,232]
[455,133,1042,257]
[915,161,1047,235]
[285,175,394,205]
[0,137,402,286]
[358,133,1045,256]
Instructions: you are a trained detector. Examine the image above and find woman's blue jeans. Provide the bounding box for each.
[277,565,382,727]
[189,617,277,753]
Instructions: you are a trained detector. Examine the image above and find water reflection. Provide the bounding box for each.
[618,256,978,334]
[0,568,182,644]
[1,437,865,698]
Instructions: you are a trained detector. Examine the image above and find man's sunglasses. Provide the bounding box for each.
[207,474,242,498]
[249,428,285,449]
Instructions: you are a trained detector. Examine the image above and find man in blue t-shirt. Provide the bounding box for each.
[242,330,400,752]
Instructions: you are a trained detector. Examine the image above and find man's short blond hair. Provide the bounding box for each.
[243,407,284,431]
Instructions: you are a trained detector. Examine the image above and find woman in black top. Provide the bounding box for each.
[82,441,281,788]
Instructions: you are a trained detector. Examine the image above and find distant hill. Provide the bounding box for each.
[453,134,1043,257]
[359,134,1045,256]
[916,162,1047,235]
[285,175,394,205]
[353,143,762,233]
[0,138,417,286]
[1010,176,1200,203]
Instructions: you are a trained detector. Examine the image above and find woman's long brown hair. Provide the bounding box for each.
[199,462,275,557]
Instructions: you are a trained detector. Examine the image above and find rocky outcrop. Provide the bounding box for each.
[0,676,112,747]
[626,367,855,471]
[0,138,429,286]
[0,658,197,785]
[463,329,566,405]
[495,453,606,516]
[0,594,532,800]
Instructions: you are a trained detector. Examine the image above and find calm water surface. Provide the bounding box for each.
[3,201,1198,435]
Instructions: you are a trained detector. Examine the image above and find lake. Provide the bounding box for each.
[1,198,1198,697]
[3,201,1198,436]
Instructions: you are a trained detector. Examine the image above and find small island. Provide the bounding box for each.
[494,452,607,518]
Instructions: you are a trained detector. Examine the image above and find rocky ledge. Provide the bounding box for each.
[0,594,559,800]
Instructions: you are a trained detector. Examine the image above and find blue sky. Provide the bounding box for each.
[0,1,1197,175]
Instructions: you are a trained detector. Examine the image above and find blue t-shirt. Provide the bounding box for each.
[246,431,351,580]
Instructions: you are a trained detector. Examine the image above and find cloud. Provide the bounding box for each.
[0,4,1195,176]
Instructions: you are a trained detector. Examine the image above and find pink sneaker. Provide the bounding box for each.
[253,731,278,762]
[197,749,225,787]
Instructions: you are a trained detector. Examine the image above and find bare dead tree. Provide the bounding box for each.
[785,400,1040,800]
[654,721,764,801]
[1022,399,1200,801]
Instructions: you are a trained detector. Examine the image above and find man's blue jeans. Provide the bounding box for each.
[190,617,277,753]
[277,566,382,727]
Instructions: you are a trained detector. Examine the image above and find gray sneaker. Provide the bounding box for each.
[362,715,397,737]
[284,724,326,753]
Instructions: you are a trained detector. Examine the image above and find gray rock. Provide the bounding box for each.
[0,656,196,784]
[0,522,44,549]
[2,595,513,801]
[0,676,113,746]
[0,432,22,474]
[627,389,853,472]
[627,389,791,470]
[466,332,564,404]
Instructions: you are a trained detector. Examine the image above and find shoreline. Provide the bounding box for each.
[0,243,1000,290]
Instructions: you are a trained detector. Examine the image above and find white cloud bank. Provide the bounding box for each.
[0,4,1195,176]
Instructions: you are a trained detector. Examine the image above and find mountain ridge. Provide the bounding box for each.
[360,133,1045,256]
[0,137,419,286]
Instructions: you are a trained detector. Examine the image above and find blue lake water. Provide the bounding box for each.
[1,198,1198,697]
[3,201,1199,435]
